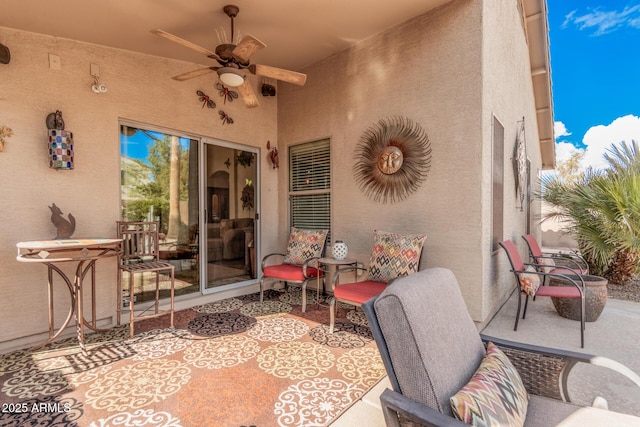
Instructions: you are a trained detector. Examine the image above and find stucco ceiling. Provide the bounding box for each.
[1,0,450,72]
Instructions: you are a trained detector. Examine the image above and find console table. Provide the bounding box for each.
[16,238,121,354]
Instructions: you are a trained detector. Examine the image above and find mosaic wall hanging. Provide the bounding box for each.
[353,116,432,203]
[46,110,74,170]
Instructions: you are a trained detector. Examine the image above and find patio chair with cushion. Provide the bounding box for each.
[259,227,328,313]
[362,267,640,427]
[522,233,589,275]
[500,239,586,347]
[328,230,426,333]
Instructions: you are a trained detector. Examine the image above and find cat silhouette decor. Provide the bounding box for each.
[49,203,76,239]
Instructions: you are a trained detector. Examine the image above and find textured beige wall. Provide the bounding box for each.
[277,0,542,322]
[0,0,544,347]
[480,0,544,319]
[277,0,487,319]
[0,27,277,348]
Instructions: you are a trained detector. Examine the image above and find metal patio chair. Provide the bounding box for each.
[116,221,175,337]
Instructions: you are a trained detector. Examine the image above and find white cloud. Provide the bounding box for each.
[580,114,640,170]
[563,5,640,35]
[554,121,572,138]
[555,141,581,165]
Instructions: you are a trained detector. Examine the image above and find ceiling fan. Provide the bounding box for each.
[151,4,307,108]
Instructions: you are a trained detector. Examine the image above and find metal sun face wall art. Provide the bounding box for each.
[354,116,432,203]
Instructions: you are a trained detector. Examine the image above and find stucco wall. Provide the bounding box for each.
[277,0,487,319]
[277,0,543,322]
[0,27,277,349]
[480,0,544,320]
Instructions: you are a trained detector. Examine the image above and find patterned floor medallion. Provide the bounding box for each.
[309,323,374,348]
[258,341,335,379]
[248,316,309,342]
[188,312,257,337]
[85,359,191,411]
[0,289,384,427]
[274,378,365,427]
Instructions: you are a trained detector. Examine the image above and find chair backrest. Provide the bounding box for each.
[363,268,486,417]
[522,234,542,258]
[499,240,526,272]
[117,221,161,264]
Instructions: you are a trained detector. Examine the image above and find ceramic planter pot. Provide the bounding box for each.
[549,274,608,322]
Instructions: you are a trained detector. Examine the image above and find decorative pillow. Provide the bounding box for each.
[450,342,529,427]
[283,227,328,265]
[517,266,541,297]
[535,256,555,273]
[367,230,427,283]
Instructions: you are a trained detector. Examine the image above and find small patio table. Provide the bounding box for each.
[316,257,358,309]
[16,238,121,354]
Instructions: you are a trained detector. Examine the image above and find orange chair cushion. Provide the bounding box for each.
[263,264,321,282]
[334,281,388,304]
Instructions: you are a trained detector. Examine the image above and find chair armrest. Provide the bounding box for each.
[380,388,467,427]
[301,257,323,278]
[520,265,586,291]
[540,252,589,273]
[480,335,640,403]
[261,253,285,271]
[332,266,368,286]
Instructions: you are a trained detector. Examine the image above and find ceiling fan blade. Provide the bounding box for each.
[249,64,307,86]
[172,67,216,81]
[151,29,217,58]
[237,81,260,108]
[232,35,266,64]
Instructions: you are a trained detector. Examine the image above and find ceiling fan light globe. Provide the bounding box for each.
[218,68,245,87]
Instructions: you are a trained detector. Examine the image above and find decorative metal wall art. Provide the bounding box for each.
[267,140,279,168]
[353,116,432,203]
[512,117,527,211]
[49,203,76,239]
[196,90,216,109]
[217,83,238,104]
[219,110,234,125]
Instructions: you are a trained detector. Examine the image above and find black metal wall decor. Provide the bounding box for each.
[513,117,527,211]
[354,116,432,203]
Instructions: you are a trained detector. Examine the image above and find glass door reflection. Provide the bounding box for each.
[204,142,257,291]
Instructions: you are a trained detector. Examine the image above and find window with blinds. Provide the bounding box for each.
[289,139,331,236]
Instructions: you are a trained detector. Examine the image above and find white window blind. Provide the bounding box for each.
[289,139,331,234]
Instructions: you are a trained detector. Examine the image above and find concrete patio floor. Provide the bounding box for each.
[331,290,640,425]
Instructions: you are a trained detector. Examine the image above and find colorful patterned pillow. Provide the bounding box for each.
[283,227,328,265]
[450,342,529,427]
[367,230,427,283]
[535,256,555,273]
[517,266,541,297]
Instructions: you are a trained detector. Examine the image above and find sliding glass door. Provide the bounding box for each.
[120,123,200,299]
[202,140,258,292]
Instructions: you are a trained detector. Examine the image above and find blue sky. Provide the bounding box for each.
[548,1,640,170]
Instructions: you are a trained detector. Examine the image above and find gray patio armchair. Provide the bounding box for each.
[362,268,640,427]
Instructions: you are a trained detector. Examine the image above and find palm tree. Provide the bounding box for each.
[541,140,640,284]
